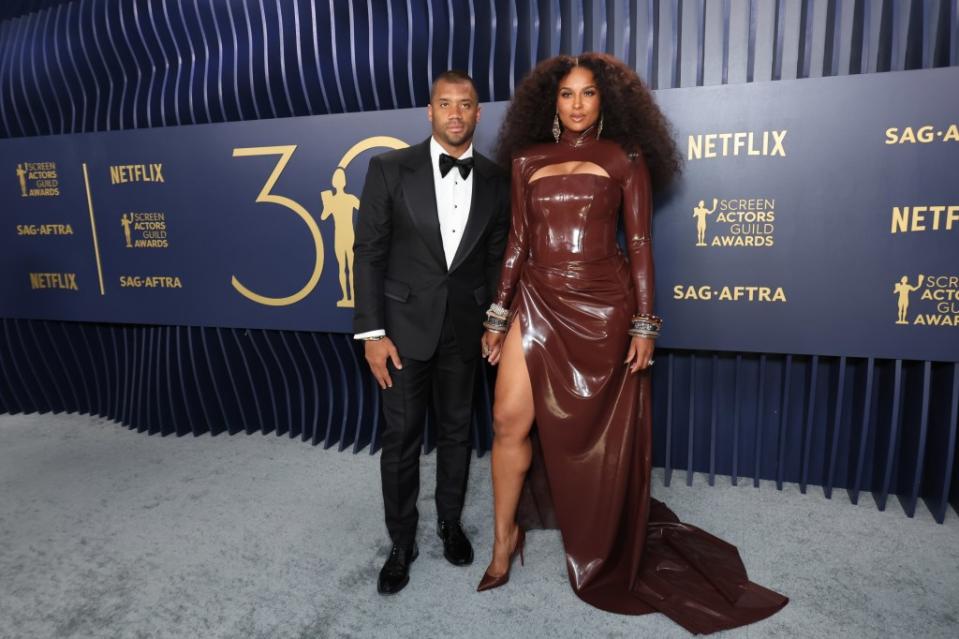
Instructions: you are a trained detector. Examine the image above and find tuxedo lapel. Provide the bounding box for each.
[448,153,494,273]
[400,139,447,271]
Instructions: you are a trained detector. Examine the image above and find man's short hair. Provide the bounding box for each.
[430,70,478,100]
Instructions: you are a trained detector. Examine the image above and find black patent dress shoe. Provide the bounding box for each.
[377,543,418,595]
[437,520,474,566]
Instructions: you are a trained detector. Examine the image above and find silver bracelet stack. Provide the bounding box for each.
[483,303,510,333]
[628,313,663,339]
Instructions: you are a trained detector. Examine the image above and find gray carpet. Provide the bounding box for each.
[1,413,956,639]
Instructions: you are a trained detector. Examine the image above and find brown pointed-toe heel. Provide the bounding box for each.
[476,527,525,592]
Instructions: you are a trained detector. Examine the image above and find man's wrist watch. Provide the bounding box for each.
[362,335,386,341]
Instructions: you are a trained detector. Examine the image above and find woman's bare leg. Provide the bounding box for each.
[485,323,535,576]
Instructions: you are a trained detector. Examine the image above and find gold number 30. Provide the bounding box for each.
[231,145,324,306]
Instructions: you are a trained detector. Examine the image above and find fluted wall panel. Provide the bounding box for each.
[1,1,957,523]
[1,0,956,137]
[2,317,957,523]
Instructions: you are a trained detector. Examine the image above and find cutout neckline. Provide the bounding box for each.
[528,172,613,186]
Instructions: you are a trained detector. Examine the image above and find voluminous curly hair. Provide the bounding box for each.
[495,52,681,192]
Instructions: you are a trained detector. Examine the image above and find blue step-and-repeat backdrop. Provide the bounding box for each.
[1,67,956,363]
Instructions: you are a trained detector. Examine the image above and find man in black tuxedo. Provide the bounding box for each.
[353,70,509,595]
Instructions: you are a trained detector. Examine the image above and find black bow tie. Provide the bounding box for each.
[438,153,474,179]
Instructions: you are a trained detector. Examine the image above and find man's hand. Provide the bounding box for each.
[364,337,402,389]
[481,330,506,365]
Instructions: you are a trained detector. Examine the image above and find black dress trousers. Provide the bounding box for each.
[378,307,475,547]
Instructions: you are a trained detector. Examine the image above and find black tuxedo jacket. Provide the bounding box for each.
[353,138,510,361]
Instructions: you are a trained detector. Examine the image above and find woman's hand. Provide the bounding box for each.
[624,335,655,373]
[482,330,506,365]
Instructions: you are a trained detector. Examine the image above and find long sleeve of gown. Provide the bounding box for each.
[621,154,654,316]
[492,157,530,309]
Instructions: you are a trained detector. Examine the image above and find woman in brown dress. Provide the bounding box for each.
[477,53,787,635]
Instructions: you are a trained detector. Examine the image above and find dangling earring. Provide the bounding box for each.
[552,113,561,142]
[597,114,604,138]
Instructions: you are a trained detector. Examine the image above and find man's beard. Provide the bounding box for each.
[438,123,474,147]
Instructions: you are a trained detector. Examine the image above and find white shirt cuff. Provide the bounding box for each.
[354,329,386,340]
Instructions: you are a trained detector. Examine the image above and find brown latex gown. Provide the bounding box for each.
[492,126,788,634]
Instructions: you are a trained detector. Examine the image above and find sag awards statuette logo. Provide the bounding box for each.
[693,197,775,247]
[230,136,407,308]
[687,130,787,160]
[121,212,168,248]
[321,167,361,307]
[894,274,959,327]
[16,162,60,197]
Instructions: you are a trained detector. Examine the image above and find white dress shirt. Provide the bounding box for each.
[430,136,474,267]
[354,137,474,340]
